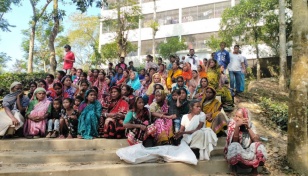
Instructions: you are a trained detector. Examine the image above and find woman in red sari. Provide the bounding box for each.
[100,86,129,138]
[93,70,109,101]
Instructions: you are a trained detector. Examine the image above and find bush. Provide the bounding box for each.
[0,72,49,98]
[259,97,288,131]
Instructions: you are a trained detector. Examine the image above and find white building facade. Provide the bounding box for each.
[99,0,240,65]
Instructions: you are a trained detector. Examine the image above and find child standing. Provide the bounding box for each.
[46,99,62,138]
[59,98,79,139]
[168,90,181,132]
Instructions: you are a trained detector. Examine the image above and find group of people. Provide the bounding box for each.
[0,43,266,175]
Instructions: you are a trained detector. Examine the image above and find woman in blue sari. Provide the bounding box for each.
[127,71,141,91]
[77,89,102,139]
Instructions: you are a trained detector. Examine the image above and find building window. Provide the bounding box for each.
[143,9,179,27]
[182,32,218,50]
[140,38,165,55]
[182,1,230,23]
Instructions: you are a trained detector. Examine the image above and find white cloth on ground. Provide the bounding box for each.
[116,141,198,165]
[0,110,24,136]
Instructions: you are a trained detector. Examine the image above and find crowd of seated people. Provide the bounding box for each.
[0,46,266,174]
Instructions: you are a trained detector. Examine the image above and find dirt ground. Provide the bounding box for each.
[230,78,299,176]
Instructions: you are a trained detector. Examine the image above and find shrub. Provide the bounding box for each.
[0,72,49,98]
[259,97,288,131]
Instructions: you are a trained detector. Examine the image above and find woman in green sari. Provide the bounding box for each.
[78,89,102,139]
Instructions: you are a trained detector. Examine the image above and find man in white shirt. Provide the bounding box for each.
[228,45,246,93]
[185,49,200,70]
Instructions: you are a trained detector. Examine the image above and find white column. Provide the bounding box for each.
[231,0,235,7]
[99,21,103,52]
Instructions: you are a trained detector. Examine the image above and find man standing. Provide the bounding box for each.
[115,57,128,71]
[185,49,199,70]
[229,45,246,94]
[239,50,248,92]
[63,45,75,74]
[215,42,230,73]
[145,55,158,71]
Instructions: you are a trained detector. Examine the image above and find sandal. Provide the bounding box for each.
[50,131,58,138]
[46,132,52,138]
[58,134,65,139]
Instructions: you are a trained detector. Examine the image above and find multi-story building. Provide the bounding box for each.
[99,0,239,65]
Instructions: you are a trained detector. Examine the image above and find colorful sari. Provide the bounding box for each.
[24,88,51,137]
[207,67,220,89]
[63,86,77,99]
[149,90,173,145]
[100,96,129,138]
[93,80,109,101]
[199,64,207,79]
[78,100,102,140]
[182,63,192,84]
[201,87,227,134]
[127,72,141,91]
[146,73,168,96]
[224,108,267,168]
[166,69,182,89]
[123,108,156,145]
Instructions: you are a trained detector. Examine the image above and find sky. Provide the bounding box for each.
[0,1,101,71]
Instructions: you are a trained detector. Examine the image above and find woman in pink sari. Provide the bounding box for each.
[24,88,52,138]
[224,108,267,175]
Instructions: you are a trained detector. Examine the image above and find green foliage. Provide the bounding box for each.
[100,41,137,63]
[205,35,223,52]
[259,97,288,131]
[219,0,292,56]
[0,52,11,73]
[158,37,187,59]
[0,72,49,97]
[0,0,21,32]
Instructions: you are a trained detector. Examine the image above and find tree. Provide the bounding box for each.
[287,0,308,174]
[278,0,287,91]
[27,0,52,73]
[220,0,266,80]
[205,35,224,52]
[0,0,21,32]
[48,0,63,75]
[151,0,159,60]
[67,13,100,67]
[102,0,141,58]
[0,52,11,73]
[219,0,292,80]
[158,37,187,59]
[100,41,137,64]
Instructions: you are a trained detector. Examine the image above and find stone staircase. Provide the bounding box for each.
[0,137,230,176]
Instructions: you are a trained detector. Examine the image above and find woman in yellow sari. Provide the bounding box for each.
[206,59,220,89]
[201,86,227,135]
[146,73,168,96]
[166,61,182,90]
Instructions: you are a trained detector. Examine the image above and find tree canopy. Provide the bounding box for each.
[158,37,187,59]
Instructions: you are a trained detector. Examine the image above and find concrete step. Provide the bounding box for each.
[0,156,230,176]
[0,137,227,151]
[0,146,224,164]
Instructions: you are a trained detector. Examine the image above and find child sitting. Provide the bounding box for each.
[59,98,79,138]
[46,99,62,138]
[73,96,83,111]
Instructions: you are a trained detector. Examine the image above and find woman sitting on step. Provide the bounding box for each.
[201,86,228,135]
[224,107,267,175]
[0,82,29,138]
[123,97,156,146]
[174,100,218,160]
[24,88,52,138]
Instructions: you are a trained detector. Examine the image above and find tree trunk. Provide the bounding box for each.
[152,0,157,60]
[278,0,287,91]
[255,43,261,80]
[287,0,308,174]
[27,23,36,73]
[48,0,59,75]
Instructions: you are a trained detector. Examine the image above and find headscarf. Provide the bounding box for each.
[198,64,207,78]
[33,87,47,100]
[10,81,22,93]
[182,62,192,83]
[146,73,162,96]
[2,82,23,109]
[109,86,122,100]
[127,71,141,91]
[154,89,166,101]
